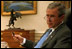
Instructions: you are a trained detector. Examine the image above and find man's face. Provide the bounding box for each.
[46,8,64,28]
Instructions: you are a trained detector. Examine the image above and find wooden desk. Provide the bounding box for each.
[1,29,35,48]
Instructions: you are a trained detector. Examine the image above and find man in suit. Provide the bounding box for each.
[13,2,71,48]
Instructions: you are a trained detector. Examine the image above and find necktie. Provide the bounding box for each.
[34,29,52,48]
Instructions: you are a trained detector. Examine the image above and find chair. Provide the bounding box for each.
[64,8,71,30]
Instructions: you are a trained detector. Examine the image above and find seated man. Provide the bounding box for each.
[13,2,71,48]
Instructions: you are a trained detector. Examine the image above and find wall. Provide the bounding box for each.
[1,1,53,33]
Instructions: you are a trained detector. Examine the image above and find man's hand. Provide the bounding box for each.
[13,35,24,43]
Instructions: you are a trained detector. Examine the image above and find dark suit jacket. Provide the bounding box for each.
[22,23,71,48]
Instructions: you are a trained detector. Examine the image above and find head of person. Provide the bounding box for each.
[46,2,66,28]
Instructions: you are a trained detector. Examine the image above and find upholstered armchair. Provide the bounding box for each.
[64,8,71,30]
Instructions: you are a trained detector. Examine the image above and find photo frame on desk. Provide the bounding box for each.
[1,1,37,16]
